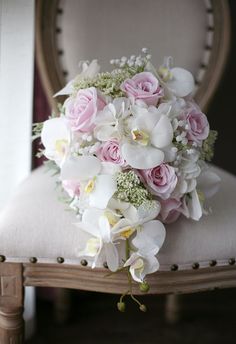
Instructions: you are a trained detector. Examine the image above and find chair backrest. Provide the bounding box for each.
[36,0,230,112]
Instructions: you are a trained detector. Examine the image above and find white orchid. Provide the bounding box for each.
[41,117,71,167]
[181,167,221,221]
[94,97,131,141]
[124,219,166,282]
[76,208,120,271]
[60,156,120,209]
[121,104,173,169]
[146,58,195,98]
[173,149,201,198]
[54,60,100,97]
[108,198,162,231]
[181,188,203,221]
[124,252,160,283]
[197,168,221,199]
[132,220,166,255]
[164,67,195,98]
[76,202,155,270]
[76,197,163,272]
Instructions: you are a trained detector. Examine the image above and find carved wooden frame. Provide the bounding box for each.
[36,0,231,112]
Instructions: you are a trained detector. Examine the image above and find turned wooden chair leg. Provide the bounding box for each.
[54,288,72,324]
[0,263,24,343]
[165,294,181,324]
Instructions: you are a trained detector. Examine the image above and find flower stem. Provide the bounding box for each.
[130,294,142,307]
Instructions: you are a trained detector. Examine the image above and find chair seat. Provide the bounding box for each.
[0,165,235,271]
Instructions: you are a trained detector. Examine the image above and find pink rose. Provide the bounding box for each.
[138,163,177,200]
[159,198,182,224]
[121,72,163,106]
[62,180,80,198]
[65,87,106,132]
[181,105,209,144]
[97,140,126,166]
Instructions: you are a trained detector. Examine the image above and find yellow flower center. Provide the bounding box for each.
[132,258,144,271]
[85,178,96,194]
[131,129,149,146]
[55,139,68,156]
[197,190,205,204]
[120,227,135,239]
[158,66,173,82]
[104,211,119,226]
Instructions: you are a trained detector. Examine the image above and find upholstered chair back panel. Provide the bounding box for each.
[36,0,230,111]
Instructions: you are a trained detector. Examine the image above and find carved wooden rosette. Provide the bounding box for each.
[0,264,24,344]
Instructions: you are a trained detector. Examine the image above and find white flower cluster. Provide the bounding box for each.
[38,51,220,305]
[110,47,151,69]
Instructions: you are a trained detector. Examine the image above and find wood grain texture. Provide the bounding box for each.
[35,0,231,112]
[23,263,236,295]
[0,308,24,344]
[0,264,23,308]
[0,264,24,344]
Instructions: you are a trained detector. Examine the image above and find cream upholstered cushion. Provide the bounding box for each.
[0,165,235,271]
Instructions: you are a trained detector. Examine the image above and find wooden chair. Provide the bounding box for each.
[0,1,234,342]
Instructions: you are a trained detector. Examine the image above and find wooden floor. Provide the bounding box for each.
[26,288,236,343]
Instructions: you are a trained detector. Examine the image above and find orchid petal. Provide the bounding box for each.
[108,199,139,222]
[132,106,160,133]
[132,220,166,255]
[185,189,202,221]
[151,115,173,148]
[197,170,221,199]
[163,144,177,163]
[81,59,100,79]
[105,243,119,272]
[89,175,117,209]
[94,106,116,125]
[98,215,111,242]
[166,67,195,97]
[121,143,164,169]
[54,80,74,97]
[94,125,118,141]
[137,200,161,223]
[100,162,121,175]
[124,253,143,282]
[41,117,70,165]
[142,255,160,276]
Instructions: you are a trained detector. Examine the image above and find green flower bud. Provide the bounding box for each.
[117,301,126,312]
[139,282,150,293]
[139,304,147,312]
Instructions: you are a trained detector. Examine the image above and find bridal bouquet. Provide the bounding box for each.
[34,49,219,311]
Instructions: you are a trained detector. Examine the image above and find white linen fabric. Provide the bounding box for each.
[0,165,235,271]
